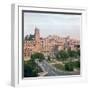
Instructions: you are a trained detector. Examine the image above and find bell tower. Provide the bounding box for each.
[34,26,40,43]
[34,26,41,52]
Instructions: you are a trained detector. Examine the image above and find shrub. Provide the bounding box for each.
[73,61,80,68]
[56,50,69,61]
[24,60,38,77]
[31,52,45,62]
[54,64,64,70]
[65,62,74,71]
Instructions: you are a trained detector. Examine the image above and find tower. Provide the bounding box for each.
[34,27,40,42]
[64,36,70,51]
[34,26,41,52]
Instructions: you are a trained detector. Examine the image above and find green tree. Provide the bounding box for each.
[47,56,51,61]
[56,50,69,61]
[64,61,80,71]
[77,49,80,56]
[24,53,45,77]
[24,61,38,77]
[68,49,79,58]
[31,52,45,62]
[29,34,35,40]
[65,61,74,71]
[73,61,80,68]
[24,34,35,41]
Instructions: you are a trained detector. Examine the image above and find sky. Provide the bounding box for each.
[24,12,81,40]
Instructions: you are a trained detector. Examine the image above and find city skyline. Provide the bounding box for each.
[24,12,81,40]
[24,26,80,77]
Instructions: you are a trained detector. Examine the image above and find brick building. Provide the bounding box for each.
[24,27,80,61]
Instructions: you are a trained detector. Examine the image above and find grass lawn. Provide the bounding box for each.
[47,59,56,63]
[53,63,65,70]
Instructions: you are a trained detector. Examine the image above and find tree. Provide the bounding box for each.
[24,61,38,77]
[68,50,74,57]
[31,52,45,62]
[29,34,35,40]
[24,34,35,41]
[73,61,80,68]
[77,49,80,56]
[47,56,51,61]
[24,52,45,77]
[56,50,69,61]
[64,61,80,71]
[65,61,74,71]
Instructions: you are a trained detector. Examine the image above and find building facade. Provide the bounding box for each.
[24,27,80,61]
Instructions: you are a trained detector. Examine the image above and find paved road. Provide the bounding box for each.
[40,60,58,76]
[36,60,80,76]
